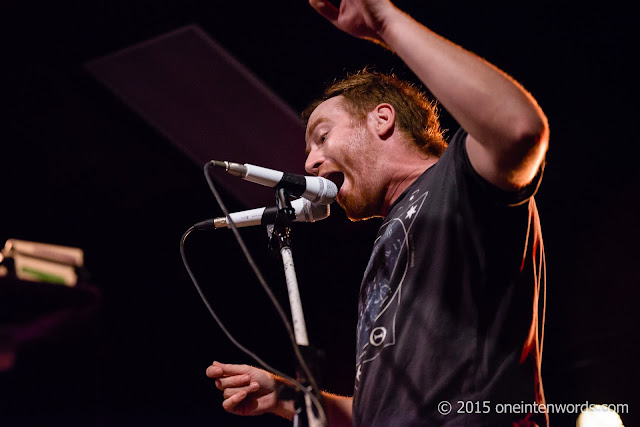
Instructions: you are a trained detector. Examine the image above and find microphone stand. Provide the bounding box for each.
[268,188,326,427]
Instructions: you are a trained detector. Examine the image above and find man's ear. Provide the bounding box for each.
[370,103,395,138]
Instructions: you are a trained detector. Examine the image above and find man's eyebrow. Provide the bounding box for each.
[306,117,327,141]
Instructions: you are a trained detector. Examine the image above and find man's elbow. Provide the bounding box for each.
[501,117,549,190]
[513,110,550,157]
[511,142,548,192]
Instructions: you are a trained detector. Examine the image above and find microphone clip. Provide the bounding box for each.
[267,189,297,254]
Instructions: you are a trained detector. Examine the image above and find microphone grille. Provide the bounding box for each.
[319,178,338,205]
[294,198,329,222]
[308,201,330,222]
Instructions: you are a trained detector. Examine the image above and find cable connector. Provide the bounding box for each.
[193,219,215,231]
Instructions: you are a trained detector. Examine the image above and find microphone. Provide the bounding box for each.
[211,160,337,205]
[197,198,330,230]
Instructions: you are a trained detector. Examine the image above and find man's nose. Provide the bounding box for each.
[305,150,323,176]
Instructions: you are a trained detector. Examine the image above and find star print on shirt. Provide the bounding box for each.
[405,205,417,219]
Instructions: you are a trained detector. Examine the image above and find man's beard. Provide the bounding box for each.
[339,189,382,222]
[337,124,384,221]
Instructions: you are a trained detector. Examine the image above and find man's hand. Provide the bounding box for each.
[308,0,398,44]
[206,361,292,418]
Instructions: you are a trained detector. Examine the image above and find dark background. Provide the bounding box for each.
[1,1,637,426]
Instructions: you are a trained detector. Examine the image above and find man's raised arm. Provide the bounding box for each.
[309,0,549,191]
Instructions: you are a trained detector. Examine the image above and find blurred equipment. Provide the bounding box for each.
[86,25,307,209]
[576,405,625,427]
[0,238,101,422]
[1,239,84,287]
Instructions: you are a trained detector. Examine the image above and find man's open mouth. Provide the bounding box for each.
[324,172,345,193]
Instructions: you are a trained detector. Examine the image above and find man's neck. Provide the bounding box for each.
[381,156,438,216]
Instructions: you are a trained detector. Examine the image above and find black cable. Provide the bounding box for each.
[180,228,326,424]
[179,162,327,423]
[202,162,319,390]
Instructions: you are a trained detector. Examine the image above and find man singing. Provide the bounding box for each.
[207,0,549,425]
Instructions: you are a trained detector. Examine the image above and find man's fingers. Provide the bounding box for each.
[309,0,339,24]
[206,365,223,378]
[222,382,260,399]
[207,361,251,378]
[214,374,251,391]
[221,390,247,412]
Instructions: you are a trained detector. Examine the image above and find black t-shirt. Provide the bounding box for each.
[352,129,546,426]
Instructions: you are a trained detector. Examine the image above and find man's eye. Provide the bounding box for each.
[320,133,327,142]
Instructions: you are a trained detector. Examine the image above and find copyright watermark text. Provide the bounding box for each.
[437,400,629,416]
